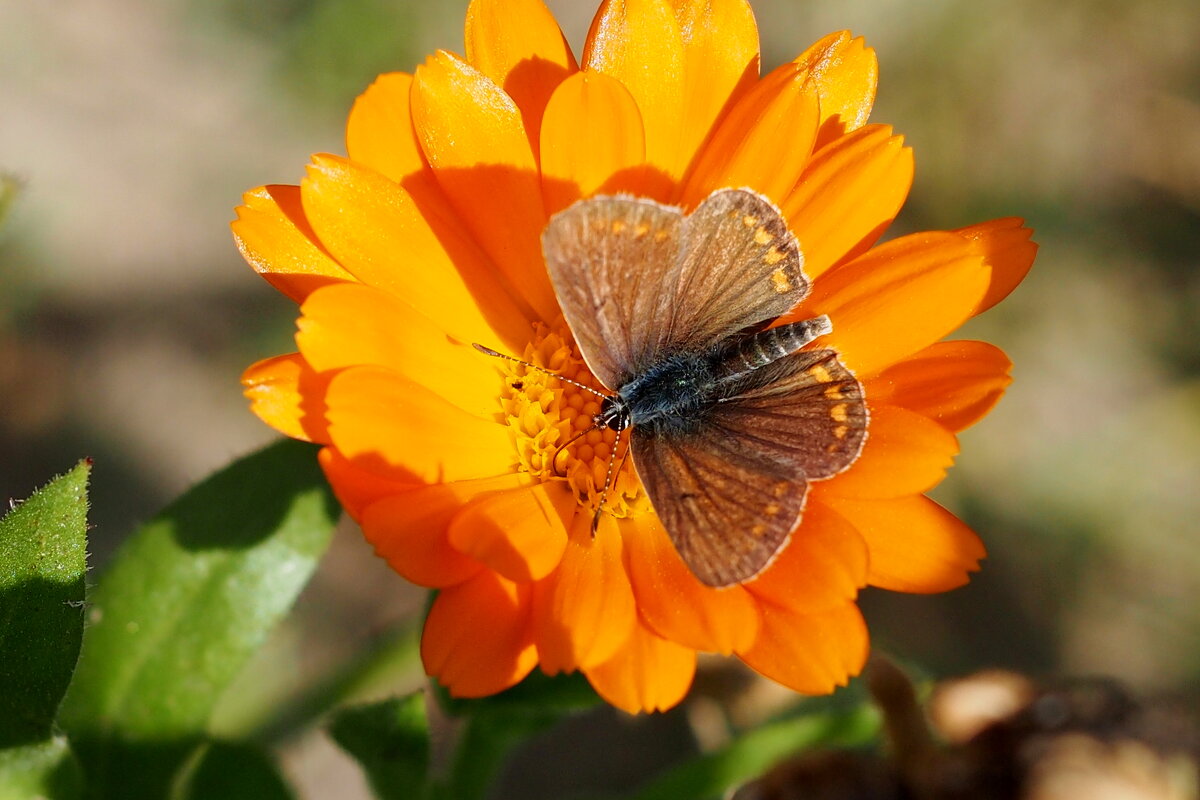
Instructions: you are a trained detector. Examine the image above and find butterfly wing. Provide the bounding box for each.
[630,348,866,587]
[541,195,685,389]
[542,188,808,390]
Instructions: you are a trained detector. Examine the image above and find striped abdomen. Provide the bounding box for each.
[714,315,832,382]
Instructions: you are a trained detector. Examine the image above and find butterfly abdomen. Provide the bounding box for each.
[715,315,833,382]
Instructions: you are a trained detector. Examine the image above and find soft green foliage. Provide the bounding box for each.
[0,460,90,748]
[171,741,295,800]
[57,439,339,798]
[329,694,430,800]
[630,705,881,800]
[0,738,83,800]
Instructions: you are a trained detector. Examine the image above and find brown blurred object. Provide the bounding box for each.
[737,658,1200,800]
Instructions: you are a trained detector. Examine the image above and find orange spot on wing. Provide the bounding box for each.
[830,404,848,422]
[754,226,774,245]
[764,247,785,265]
[808,365,833,383]
[770,268,792,293]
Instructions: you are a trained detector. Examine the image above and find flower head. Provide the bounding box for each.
[236,0,1036,713]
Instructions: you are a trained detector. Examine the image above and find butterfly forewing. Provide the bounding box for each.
[666,189,809,353]
[541,196,684,389]
[630,424,808,587]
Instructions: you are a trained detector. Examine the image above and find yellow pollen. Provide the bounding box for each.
[754,227,774,245]
[830,403,848,422]
[493,321,648,522]
[808,364,833,383]
[764,247,785,265]
[770,268,791,294]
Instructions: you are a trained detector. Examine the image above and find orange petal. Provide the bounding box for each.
[325,365,514,484]
[680,60,819,209]
[539,70,651,215]
[794,32,878,149]
[447,482,573,582]
[745,500,867,612]
[584,618,696,713]
[533,514,637,674]
[411,51,557,322]
[737,600,868,695]
[821,495,985,593]
[820,405,959,499]
[318,446,417,522]
[865,341,1012,432]
[799,230,991,377]
[232,185,356,304]
[361,474,530,588]
[422,569,538,697]
[345,72,426,183]
[583,0,687,181]
[296,282,499,418]
[956,218,1038,315]
[464,0,577,151]
[622,515,760,654]
[300,153,532,350]
[670,0,760,177]
[782,125,913,281]
[241,353,332,444]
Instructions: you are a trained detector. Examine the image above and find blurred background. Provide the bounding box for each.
[2,0,1198,796]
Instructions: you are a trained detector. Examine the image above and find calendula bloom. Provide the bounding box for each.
[236,0,1035,713]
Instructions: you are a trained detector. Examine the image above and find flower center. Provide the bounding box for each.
[497,322,648,520]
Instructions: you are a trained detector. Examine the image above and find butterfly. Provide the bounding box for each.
[533,187,868,588]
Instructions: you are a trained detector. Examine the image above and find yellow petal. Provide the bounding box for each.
[447,482,572,582]
[583,0,687,181]
[539,70,651,215]
[422,570,537,697]
[680,60,818,209]
[345,72,426,183]
[737,600,868,695]
[232,185,356,304]
[821,495,986,593]
[819,405,959,499]
[865,341,1012,432]
[584,618,696,713]
[411,51,557,322]
[464,0,577,150]
[325,365,514,484]
[670,0,760,176]
[746,500,867,612]
[794,31,878,149]
[797,230,991,377]
[300,154,532,349]
[296,282,499,419]
[241,353,332,444]
[783,125,913,281]
[622,515,760,654]
[532,514,637,674]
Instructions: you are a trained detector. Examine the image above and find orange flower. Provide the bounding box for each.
[235,0,1035,713]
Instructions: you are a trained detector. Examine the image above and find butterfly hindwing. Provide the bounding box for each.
[630,422,808,587]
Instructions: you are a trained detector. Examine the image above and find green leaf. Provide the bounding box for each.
[434,671,601,800]
[170,741,294,800]
[0,172,21,233]
[328,694,429,800]
[0,737,83,800]
[57,439,339,798]
[0,459,90,748]
[629,705,881,800]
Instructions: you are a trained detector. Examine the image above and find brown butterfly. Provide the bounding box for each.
[533,188,868,587]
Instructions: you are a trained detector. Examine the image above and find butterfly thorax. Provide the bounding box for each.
[612,353,719,434]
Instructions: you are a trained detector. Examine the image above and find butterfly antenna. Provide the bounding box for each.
[590,420,630,537]
[472,343,607,398]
